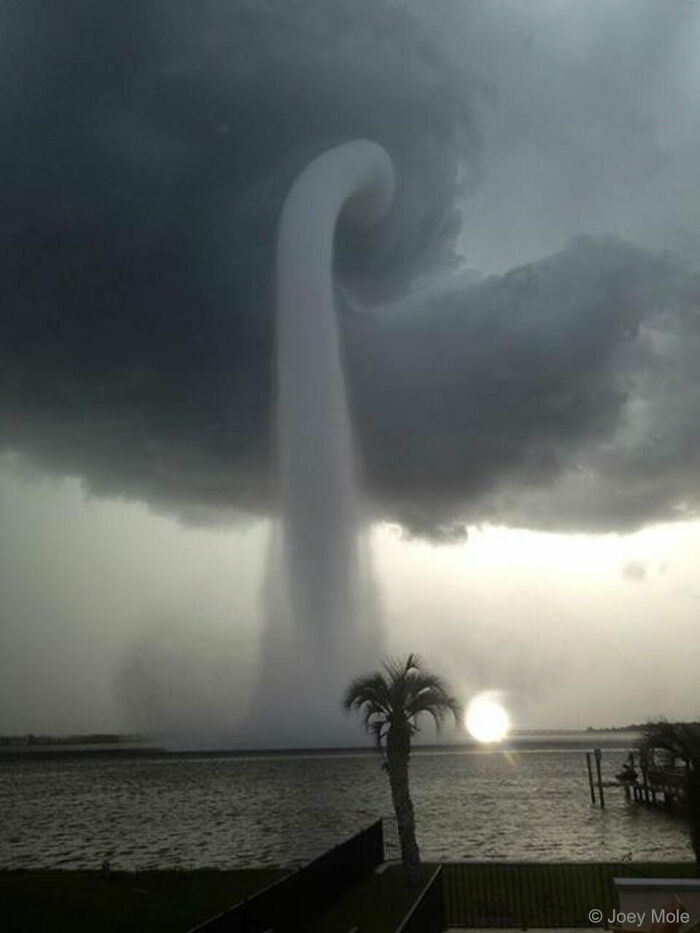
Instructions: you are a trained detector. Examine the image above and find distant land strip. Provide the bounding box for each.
[0,726,645,748]
[0,733,146,747]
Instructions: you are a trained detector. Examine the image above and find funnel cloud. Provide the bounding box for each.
[251,142,394,745]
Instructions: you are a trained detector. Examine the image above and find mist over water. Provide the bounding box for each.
[247,142,395,747]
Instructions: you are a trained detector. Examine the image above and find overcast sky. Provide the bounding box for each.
[2,0,699,740]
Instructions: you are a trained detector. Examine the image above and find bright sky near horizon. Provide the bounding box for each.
[2,461,698,737]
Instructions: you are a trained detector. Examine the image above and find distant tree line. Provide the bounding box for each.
[0,733,144,747]
[585,723,652,732]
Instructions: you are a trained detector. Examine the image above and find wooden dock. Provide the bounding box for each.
[586,748,688,809]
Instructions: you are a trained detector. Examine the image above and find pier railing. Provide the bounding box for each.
[443,861,696,929]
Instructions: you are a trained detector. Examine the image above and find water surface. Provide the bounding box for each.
[0,741,691,870]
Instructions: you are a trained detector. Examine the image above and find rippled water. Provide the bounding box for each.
[0,745,692,870]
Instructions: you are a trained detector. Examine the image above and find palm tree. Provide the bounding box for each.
[343,653,462,886]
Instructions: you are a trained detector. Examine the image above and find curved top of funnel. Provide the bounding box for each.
[335,140,395,227]
[278,139,395,242]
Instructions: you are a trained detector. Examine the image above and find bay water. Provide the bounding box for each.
[0,738,692,870]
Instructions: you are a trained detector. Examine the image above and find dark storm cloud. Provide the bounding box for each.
[2,1,700,536]
[348,237,688,536]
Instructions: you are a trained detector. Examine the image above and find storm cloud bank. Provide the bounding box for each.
[3,0,700,537]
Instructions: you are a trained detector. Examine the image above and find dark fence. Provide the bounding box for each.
[395,866,446,933]
[443,861,697,929]
[188,818,384,933]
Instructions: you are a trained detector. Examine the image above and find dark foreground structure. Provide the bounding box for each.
[188,819,444,933]
[188,820,384,932]
[187,817,695,932]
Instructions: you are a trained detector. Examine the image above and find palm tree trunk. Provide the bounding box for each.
[385,746,421,888]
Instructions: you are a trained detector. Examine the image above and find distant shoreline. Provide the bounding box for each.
[0,725,644,746]
[0,730,641,761]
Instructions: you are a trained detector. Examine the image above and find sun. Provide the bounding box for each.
[465,693,510,743]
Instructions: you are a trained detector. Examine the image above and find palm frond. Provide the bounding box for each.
[344,653,461,743]
[341,671,393,741]
[342,672,390,713]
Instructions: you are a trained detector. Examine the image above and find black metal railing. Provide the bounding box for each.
[395,866,446,933]
[188,818,384,933]
[443,861,696,929]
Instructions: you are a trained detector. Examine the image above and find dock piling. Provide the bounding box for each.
[594,748,605,809]
[586,752,596,805]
